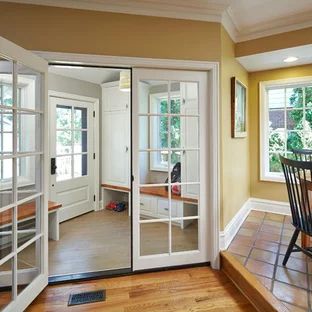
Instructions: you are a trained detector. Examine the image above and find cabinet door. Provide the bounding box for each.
[102,85,129,112]
[181,83,199,198]
[102,111,130,187]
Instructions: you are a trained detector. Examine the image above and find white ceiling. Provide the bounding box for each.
[237,44,312,72]
[3,0,312,42]
[49,66,124,84]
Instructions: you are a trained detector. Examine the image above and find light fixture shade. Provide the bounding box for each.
[119,70,131,92]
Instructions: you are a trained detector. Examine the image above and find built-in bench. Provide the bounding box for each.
[0,201,62,241]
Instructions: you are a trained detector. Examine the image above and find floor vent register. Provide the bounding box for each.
[68,289,106,306]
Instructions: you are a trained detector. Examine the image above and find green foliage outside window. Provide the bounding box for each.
[269,86,312,172]
[159,98,181,165]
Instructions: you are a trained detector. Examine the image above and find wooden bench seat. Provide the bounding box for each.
[0,200,62,241]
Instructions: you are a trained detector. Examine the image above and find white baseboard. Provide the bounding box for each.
[99,200,104,210]
[248,197,290,216]
[219,197,291,250]
[219,200,250,250]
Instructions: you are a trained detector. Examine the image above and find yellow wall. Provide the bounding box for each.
[220,27,249,229]
[0,2,221,61]
[249,64,312,201]
[236,27,312,57]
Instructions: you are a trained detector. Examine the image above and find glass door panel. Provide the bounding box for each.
[0,36,48,312]
[133,68,208,270]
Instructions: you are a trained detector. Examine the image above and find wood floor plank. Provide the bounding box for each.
[27,267,256,312]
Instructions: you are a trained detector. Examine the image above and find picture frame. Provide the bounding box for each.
[231,76,247,138]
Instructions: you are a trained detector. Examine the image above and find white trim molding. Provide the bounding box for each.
[259,76,312,183]
[220,197,291,250]
[219,200,250,250]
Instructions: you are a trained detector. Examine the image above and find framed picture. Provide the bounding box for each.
[231,76,247,138]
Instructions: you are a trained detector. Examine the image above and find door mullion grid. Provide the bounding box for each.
[168,81,172,256]
[12,60,18,301]
[197,82,201,252]
[71,106,74,179]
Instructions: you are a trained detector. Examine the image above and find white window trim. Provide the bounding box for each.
[260,76,312,183]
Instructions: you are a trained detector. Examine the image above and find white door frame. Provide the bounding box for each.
[37,51,220,269]
[48,90,100,212]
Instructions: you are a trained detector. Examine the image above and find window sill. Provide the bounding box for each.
[260,173,285,183]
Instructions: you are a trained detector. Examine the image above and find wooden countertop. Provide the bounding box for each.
[0,200,62,227]
[102,183,198,204]
[140,186,198,204]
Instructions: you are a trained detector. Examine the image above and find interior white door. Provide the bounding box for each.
[49,97,95,222]
[132,68,209,270]
[0,37,48,311]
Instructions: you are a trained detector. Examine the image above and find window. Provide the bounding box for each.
[150,92,181,171]
[56,105,88,181]
[260,77,312,182]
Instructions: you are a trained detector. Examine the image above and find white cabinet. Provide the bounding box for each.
[102,81,130,188]
[140,194,197,228]
[180,82,199,199]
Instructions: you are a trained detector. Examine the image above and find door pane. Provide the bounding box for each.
[56,105,71,129]
[74,154,87,178]
[17,63,41,111]
[0,58,13,107]
[17,239,40,294]
[17,197,40,248]
[0,208,13,259]
[74,107,87,129]
[0,258,13,310]
[139,188,169,220]
[172,219,198,252]
[56,130,72,154]
[140,151,169,184]
[56,156,72,181]
[139,80,168,114]
[140,222,169,256]
[17,155,41,200]
[0,109,13,155]
[0,159,13,207]
[17,112,41,153]
[74,131,87,153]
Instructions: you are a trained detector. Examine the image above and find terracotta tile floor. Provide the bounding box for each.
[227,210,312,311]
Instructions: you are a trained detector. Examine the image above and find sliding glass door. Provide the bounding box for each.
[132,68,209,270]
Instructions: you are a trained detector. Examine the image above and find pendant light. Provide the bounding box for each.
[119,70,130,92]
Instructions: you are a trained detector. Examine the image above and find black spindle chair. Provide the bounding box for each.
[280,155,312,265]
[292,148,312,161]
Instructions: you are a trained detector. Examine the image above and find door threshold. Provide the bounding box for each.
[48,262,210,285]
[48,268,132,285]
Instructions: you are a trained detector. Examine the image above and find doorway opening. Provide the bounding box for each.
[47,65,132,280]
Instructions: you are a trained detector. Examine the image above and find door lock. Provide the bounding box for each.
[51,158,57,175]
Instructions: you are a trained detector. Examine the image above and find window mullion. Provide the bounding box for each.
[303,87,306,148]
[284,87,287,157]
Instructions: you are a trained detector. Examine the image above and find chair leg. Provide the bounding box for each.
[283,228,300,266]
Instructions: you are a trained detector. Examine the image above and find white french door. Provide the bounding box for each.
[49,96,95,222]
[132,68,209,270]
[0,37,48,311]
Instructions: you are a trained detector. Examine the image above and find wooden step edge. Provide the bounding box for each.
[220,251,289,312]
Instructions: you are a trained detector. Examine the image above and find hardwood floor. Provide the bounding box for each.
[27,267,256,312]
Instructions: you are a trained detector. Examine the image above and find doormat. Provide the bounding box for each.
[68,289,106,306]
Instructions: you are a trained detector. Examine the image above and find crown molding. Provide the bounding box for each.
[221,9,238,42]
[1,0,227,22]
[236,11,312,42]
[2,0,312,44]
